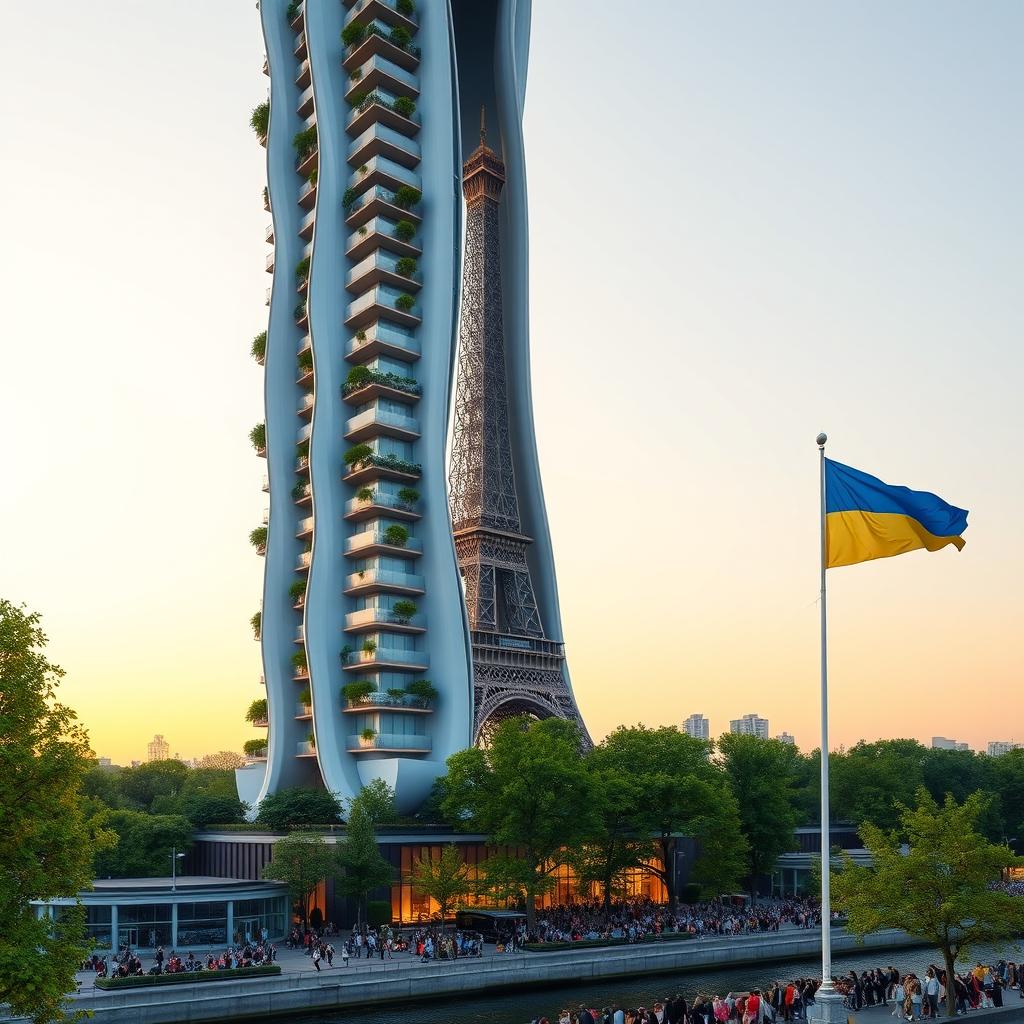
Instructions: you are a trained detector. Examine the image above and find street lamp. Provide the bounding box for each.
[170,848,186,892]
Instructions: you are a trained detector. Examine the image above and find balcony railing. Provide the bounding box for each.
[297,741,316,756]
[295,703,313,718]
[344,607,424,631]
[297,551,312,569]
[344,690,432,710]
[345,285,420,328]
[344,490,419,519]
[297,516,314,538]
[348,122,420,170]
[344,407,420,442]
[346,732,431,752]
[344,568,424,593]
[345,529,422,555]
[346,647,427,671]
[346,319,420,360]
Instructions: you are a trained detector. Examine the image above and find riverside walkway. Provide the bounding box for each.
[2,927,936,1024]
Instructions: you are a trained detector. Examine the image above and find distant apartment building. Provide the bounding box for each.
[730,714,769,739]
[147,734,170,762]
[931,736,970,752]
[987,741,1020,757]
[776,732,796,746]
[683,714,710,740]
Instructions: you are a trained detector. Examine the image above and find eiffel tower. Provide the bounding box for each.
[449,114,589,745]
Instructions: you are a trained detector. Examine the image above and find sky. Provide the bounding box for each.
[1,2,1021,764]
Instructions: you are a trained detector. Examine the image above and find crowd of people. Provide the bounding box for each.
[284,923,486,970]
[81,939,278,979]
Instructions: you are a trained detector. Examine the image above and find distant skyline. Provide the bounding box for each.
[2,2,1022,762]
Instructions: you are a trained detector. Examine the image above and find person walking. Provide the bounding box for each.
[312,945,321,973]
[924,969,940,1019]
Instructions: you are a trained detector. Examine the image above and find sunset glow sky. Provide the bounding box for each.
[1,2,1021,763]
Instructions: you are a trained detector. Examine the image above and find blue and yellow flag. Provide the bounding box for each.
[825,459,969,568]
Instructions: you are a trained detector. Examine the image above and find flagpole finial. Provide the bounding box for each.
[816,432,827,448]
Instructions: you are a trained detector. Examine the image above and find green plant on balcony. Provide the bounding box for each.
[307,733,316,748]
[406,678,437,705]
[389,25,412,49]
[396,0,415,16]
[342,679,375,703]
[286,0,302,20]
[393,96,416,119]
[251,330,267,361]
[344,443,374,468]
[382,524,409,547]
[347,90,368,109]
[392,599,417,623]
[297,348,314,372]
[349,67,363,82]
[298,688,312,705]
[292,650,308,671]
[358,226,368,236]
[386,687,406,702]
[292,125,318,159]
[393,186,422,210]
[308,167,318,186]
[358,164,368,175]
[294,300,308,322]
[394,257,418,278]
[250,422,267,451]
[361,637,378,656]
[250,611,262,639]
[342,187,359,209]
[292,480,310,501]
[250,101,269,141]
[341,22,365,48]
[395,294,415,313]
[355,486,374,502]
[370,453,421,475]
[296,438,310,459]
[345,365,373,390]
[397,486,419,507]
[360,727,377,743]
[295,256,310,281]
[243,738,267,756]
[262,185,269,206]
[340,645,354,664]
[250,526,269,550]
[246,698,268,724]
[394,220,416,242]
[289,579,307,602]
[355,329,368,341]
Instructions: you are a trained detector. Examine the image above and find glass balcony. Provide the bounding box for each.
[346,250,419,294]
[297,741,316,756]
[345,646,428,671]
[344,607,424,633]
[345,529,422,556]
[295,704,313,719]
[346,319,420,361]
[344,490,420,522]
[265,223,275,244]
[297,550,312,570]
[347,91,421,140]
[345,284,420,330]
[344,54,419,104]
[294,31,307,59]
[295,624,305,643]
[298,176,317,210]
[348,123,420,172]
[297,516,314,539]
[265,251,275,272]
[299,208,315,240]
[345,217,420,263]
[346,732,431,753]
[347,156,419,197]
[295,58,311,89]
[344,568,424,594]
[345,0,418,33]
[343,22,420,75]
[344,407,420,443]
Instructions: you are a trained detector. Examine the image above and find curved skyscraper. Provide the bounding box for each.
[240,0,586,815]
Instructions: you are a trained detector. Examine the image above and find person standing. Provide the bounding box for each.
[924,969,940,1019]
[312,946,321,973]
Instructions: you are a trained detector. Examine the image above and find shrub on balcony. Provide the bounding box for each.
[250,612,262,639]
[292,480,310,501]
[356,486,374,502]
[246,698,268,724]
[349,67,363,82]
[396,0,415,16]
[393,96,416,119]
[395,294,415,313]
[394,220,416,242]
[294,300,307,322]
[289,579,307,601]
[295,256,310,281]
[361,637,377,655]
[250,423,267,450]
[397,486,419,507]
[383,524,409,547]
[407,678,437,704]
[371,453,421,475]
[296,438,309,459]
[297,348,313,372]
[346,365,373,390]
[393,186,421,210]
[250,101,269,141]
[342,680,375,703]
[344,443,374,467]
[292,650,308,671]
[262,185,270,206]
[395,257,418,278]
[389,26,412,50]
[307,733,316,748]
[360,727,377,742]
[342,187,359,209]
[392,599,417,623]
[298,687,312,704]
[347,91,368,109]
[386,688,406,702]
[251,331,267,361]
[292,125,318,159]
[341,22,365,48]
[286,0,302,20]
[250,526,268,549]
[243,738,267,756]
[308,167,318,186]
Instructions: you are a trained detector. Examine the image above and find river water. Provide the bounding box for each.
[243,942,1023,1024]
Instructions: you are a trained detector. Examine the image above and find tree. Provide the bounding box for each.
[353,777,397,825]
[262,832,335,927]
[441,717,596,931]
[118,758,190,811]
[832,789,1024,1017]
[0,600,114,1024]
[718,733,800,899]
[594,726,747,908]
[178,793,247,829]
[334,802,392,931]
[196,751,245,771]
[92,810,192,878]
[256,786,343,829]
[407,844,472,927]
[829,739,928,831]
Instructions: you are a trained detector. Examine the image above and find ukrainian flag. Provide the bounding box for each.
[825,459,969,569]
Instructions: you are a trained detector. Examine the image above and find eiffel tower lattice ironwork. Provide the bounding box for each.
[449,113,589,745]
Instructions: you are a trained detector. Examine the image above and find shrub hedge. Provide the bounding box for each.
[95,965,281,989]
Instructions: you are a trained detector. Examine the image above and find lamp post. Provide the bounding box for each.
[170,848,185,892]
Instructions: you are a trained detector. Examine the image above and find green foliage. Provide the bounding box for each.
[92,810,192,878]
[392,599,417,622]
[307,167,318,186]
[383,523,409,546]
[257,788,343,830]
[393,186,422,209]
[394,219,416,242]
[291,649,307,671]
[361,637,377,655]
[250,422,266,450]
[347,91,368,108]
[0,601,114,1024]
[341,22,365,48]
[175,794,247,829]
[394,256,417,277]
[441,717,594,930]
[117,760,190,810]
[342,680,375,703]
[389,25,412,49]
[356,486,374,501]
[833,789,1024,1017]
[407,845,471,923]
[397,486,420,505]
[342,187,359,209]
[334,802,392,928]
[295,438,309,459]
[297,348,313,371]
[250,611,261,639]
[294,300,307,322]
[395,293,415,312]
[396,0,415,15]
[351,778,397,825]
[289,579,307,601]
[97,965,280,989]
[342,368,421,397]
[249,526,268,549]
[347,365,373,388]
[246,698,268,724]
[367,900,392,927]
[360,727,377,742]
[406,678,436,702]
[243,738,267,756]
[251,330,267,361]
[292,480,310,502]
[295,256,310,280]
[250,101,269,140]
[292,125,318,159]
[393,96,416,119]
[298,688,312,705]
[717,733,800,897]
[286,0,302,20]
[262,831,336,924]
[344,443,374,466]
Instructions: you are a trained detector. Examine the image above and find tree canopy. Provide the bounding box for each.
[334,801,392,930]
[262,832,335,926]
[256,786,343,829]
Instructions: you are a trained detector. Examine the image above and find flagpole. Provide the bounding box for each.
[816,432,836,1005]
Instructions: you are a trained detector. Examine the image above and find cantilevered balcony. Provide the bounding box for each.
[297,741,316,757]
[345,216,420,263]
[343,454,420,487]
[344,0,418,36]
[344,185,422,231]
[294,481,312,506]
[251,715,269,729]
[298,176,317,210]
[296,146,318,179]
[344,55,418,104]
[345,285,420,331]
[345,529,422,558]
[343,25,420,75]
[296,453,310,474]
[343,568,424,596]
[295,624,305,644]
[346,251,420,295]
[346,156,420,199]
[296,58,311,89]
[344,490,420,523]
[265,251,275,273]
[293,31,307,59]
[296,516,314,541]
[344,646,428,672]
[295,703,313,720]
[348,123,420,171]
[298,392,315,419]
[265,223,275,244]
[346,733,431,753]
[346,320,420,362]
[296,550,312,572]
[342,371,421,405]
[347,92,420,139]
[297,84,314,118]
[344,407,420,443]
[298,208,316,241]
[289,2,304,31]
[344,607,425,634]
